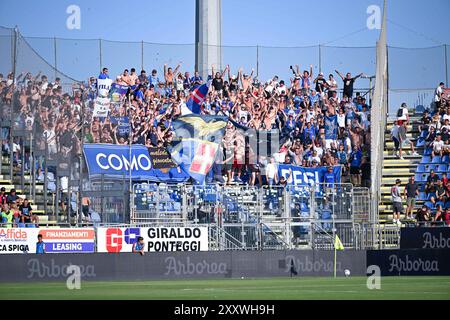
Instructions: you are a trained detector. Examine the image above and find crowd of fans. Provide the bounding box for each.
[0,63,372,188]
[391,82,450,226]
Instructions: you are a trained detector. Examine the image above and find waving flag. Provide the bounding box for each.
[325,115,338,140]
[169,114,227,184]
[185,81,210,114]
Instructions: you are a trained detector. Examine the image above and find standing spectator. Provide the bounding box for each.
[391,179,403,226]
[349,146,362,186]
[266,157,279,187]
[403,176,419,219]
[0,187,7,205]
[360,156,371,188]
[148,69,160,87]
[98,67,109,79]
[390,120,400,157]
[36,234,45,254]
[434,82,445,112]
[398,121,419,159]
[323,166,336,194]
[397,103,409,124]
[335,70,363,99]
[326,74,338,99]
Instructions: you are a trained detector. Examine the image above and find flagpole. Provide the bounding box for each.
[128,94,132,222]
[334,244,337,278]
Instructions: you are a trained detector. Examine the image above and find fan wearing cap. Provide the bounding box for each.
[391,179,403,226]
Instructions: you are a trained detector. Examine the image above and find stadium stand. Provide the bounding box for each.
[380,83,450,226]
[0,64,372,228]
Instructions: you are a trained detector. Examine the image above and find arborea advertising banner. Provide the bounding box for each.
[97,227,209,253]
[0,228,95,254]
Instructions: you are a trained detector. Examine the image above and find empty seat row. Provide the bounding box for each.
[420,155,450,164]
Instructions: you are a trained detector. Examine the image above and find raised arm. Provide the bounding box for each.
[238,68,243,87]
[222,65,228,78]
[173,62,182,76]
[335,70,344,81]
[353,73,364,80]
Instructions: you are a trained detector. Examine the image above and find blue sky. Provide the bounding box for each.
[0,0,449,47]
[0,0,449,112]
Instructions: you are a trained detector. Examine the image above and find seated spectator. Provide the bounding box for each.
[425,170,439,195]
[430,179,448,205]
[19,198,38,227]
[433,204,445,226]
[6,189,18,204]
[415,204,430,227]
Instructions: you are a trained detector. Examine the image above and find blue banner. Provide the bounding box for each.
[109,83,129,102]
[169,115,228,184]
[324,115,338,140]
[278,164,341,188]
[44,242,95,253]
[83,144,189,182]
[110,116,130,135]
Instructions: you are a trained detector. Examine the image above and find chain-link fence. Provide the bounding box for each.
[2,26,448,114]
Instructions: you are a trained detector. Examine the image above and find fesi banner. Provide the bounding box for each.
[97,227,209,253]
[0,228,95,254]
[83,143,189,182]
[278,165,341,187]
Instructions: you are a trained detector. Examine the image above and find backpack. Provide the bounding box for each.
[397,108,403,118]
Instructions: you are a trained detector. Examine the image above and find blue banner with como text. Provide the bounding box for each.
[83,144,189,182]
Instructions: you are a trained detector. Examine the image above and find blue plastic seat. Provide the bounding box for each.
[424,148,432,156]
[442,155,449,163]
[416,164,426,173]
[415,173,427,182]
[421,156,431,164]
[416,138,426,147]
[432,156,442,164]
[426,164,437,172]
[437,164,447,172]
[419,130,428,139]
[435,202,445,211]
[424,201,434,209]
[426,193,434,200]
[418,192,427,201]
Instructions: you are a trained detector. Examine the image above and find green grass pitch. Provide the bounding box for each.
[0,276,449,300]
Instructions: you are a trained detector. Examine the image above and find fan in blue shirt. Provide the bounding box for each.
[36,234,45,254]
